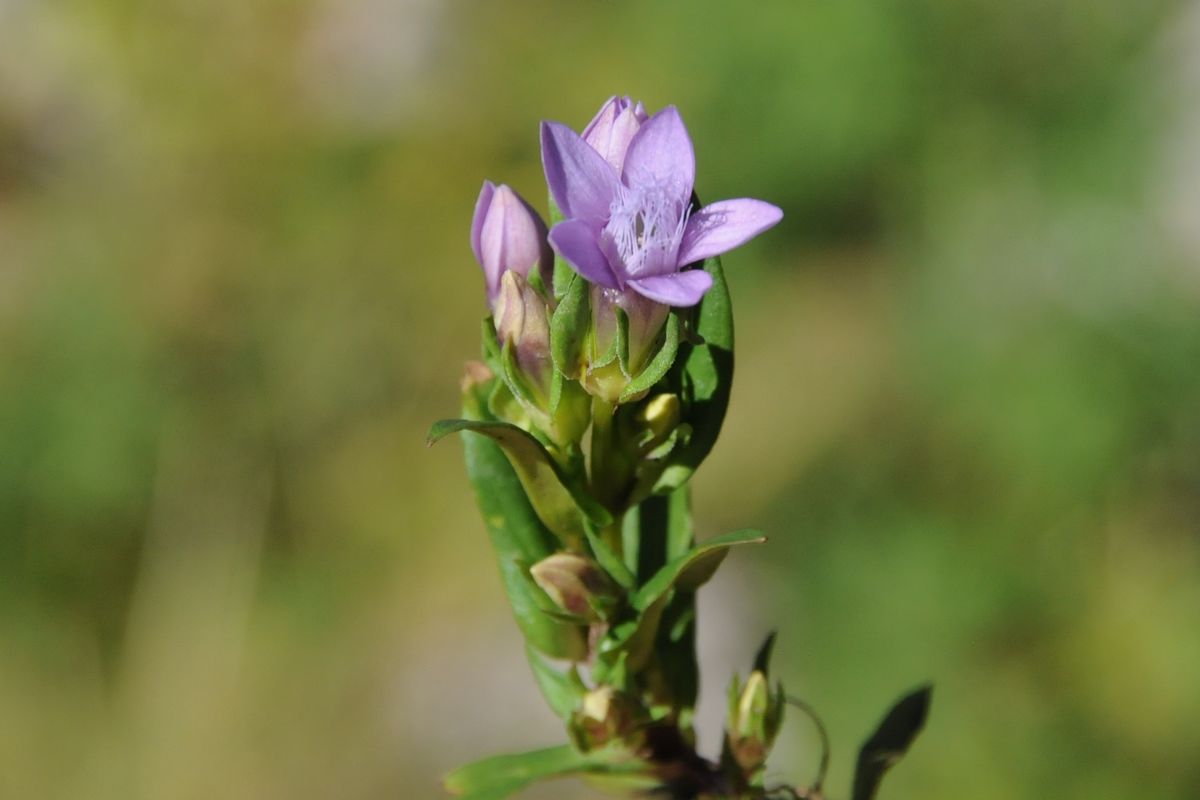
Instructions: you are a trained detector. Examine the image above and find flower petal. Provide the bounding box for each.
[627,270,713,307]
[548,219,621,290]
[471,180,496,267]
[676,199,783,266]
[581,96,620,143]
[582,96,644,170]
[541,121,620,224]
[622,106,694,206]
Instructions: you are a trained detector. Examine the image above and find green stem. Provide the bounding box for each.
[590,395,616,503]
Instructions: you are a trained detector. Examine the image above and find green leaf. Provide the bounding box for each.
[458,427,587,660]
[548,196,574,299]
[632,529,766,612]
[596,528,762,675]
[583,520,636,590]
[480,316,501,367]
[622,486,693,586]
[428,419,610,547]
[753,630,778,676]
[526,644,587,720]
[498,340,537,409]
[619,312,681,404]
[614,306,631,377]
[550,272,590,381]
[445,744,639,799]
[852,685,933,800]
[597,593,669,672]
[654,255,734,492]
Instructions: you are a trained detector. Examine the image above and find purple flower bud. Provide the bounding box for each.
[581,95,648,171]
[471,181,554,307]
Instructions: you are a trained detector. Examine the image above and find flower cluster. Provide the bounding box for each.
[470,96,781,417]
[437,96,785,798]
[432,98,926,800]
[436,95,931,800]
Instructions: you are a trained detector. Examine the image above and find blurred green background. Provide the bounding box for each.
[2,0,1199,797]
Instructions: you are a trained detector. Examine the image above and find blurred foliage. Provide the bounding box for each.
[1,0,1198,797]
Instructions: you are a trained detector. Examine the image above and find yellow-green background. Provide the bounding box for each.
[2,1,1198,797]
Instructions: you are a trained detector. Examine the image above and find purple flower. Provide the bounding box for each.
[541,104,782,308]
[471,181,554,307]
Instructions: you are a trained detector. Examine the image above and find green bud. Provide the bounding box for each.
[636,393,681,453]
[582,285,671,405]
[568,687,642,752]
[530,553,618,622]
[726,670,784,774]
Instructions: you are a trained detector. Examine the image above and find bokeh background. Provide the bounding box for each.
[2,0,1199,797]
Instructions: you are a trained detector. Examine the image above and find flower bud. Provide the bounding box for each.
[637,393,680,448]
[726,670,784,774]
[494,269,553,404]
[569,687,642,752]
[582,96,648,170]
[459,360,495,418]
[530,553,617,622]
[584,286,671,404]
[471,181,553,306]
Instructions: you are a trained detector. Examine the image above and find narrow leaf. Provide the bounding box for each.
[583,520,636,590]
[445,744,633,798]
[619,312,681,403]
[429,419,610,546]
[632,529,766,612]
[753,631,777,676]
[460,428,587,660]
[654,254,734,492]
[526,644,587,720]
[852,685,933,800]
[550,272,589,380]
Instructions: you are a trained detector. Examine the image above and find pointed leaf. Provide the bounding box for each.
[619,312,681,403]
[548,196,575,299]
[429,419,610,547]
[550,272,590,380]
[753,631,777,676]
[526,644,588,720]
[458,426,588,660]
[852,685,933,800]
[583,520,636,590]
[480,316,501,367]
[614,306,631,377]
[654,253,734,492]
[622,487,693,586]
[632,529,766,612]
[445,744,639,799]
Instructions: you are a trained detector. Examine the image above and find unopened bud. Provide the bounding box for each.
[637,393,681,450]
[727,670,783,774]
[581,95,648,170]
[495,270,553,403]
[584,286,671,403]
[569,687,641,752]
[530,553,617,622]
[471,181,553,306]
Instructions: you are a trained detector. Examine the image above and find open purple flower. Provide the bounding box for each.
[541,105,782,307]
